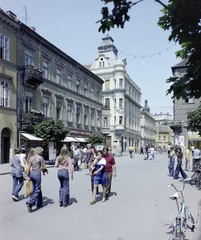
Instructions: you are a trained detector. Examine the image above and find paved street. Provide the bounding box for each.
[0,153,200,240]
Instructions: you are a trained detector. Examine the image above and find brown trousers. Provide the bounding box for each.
[106,172,113,196]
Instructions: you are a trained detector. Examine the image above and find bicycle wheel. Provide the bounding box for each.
[173,217,184,240]
[190,172,197,185]
[184,208,195,231]
[196,173,201,190]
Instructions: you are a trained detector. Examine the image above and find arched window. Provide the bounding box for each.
[0,79,10,107]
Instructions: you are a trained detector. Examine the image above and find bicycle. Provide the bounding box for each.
[190,160,201,190]
[167,179,195,240]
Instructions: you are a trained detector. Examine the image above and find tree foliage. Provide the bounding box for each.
[98,0,201,100]
[85,133,104,144]
[187,102,201,136]
[34,119,69,145]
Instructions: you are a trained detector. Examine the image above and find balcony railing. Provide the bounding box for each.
[23,65,43,89]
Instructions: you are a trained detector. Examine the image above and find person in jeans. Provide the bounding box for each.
[102,147,116,199]
[173,148,188,179]
[168,147,175,176]
[55,146,74,208]
[26,147,47,212]
[11,148,24,201]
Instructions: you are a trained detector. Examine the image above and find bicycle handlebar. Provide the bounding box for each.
[166,178,192,192]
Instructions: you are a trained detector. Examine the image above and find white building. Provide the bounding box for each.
[89,35,142,152]
[140,100,156,147]
[153,112,173,125]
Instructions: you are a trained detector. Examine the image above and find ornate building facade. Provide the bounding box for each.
[89,35,142,152]
[0,9,104,162]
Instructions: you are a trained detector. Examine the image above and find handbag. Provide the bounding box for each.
[78,160,81,166]
[24,181,32,197]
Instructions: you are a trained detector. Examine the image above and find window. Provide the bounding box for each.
[42,95,49,117]
[43,60,49,79]
[119,79,123,87]
[84,108,88,125]
[25,48,34,65]
[114,98,116,108]
[119,98,123,108]
[84,84,88,97]
[76,105,81,124]
[24,90,34,113]
[0,79,10,107]
[56,68,62,85]
[0,33,9,61]
[105,98,110,108]
[67,75,72,89]
[97,90,100,101]
[185,97,193,103]
[91,87,94,99]
[103,117,108,128]
[99,58,104,67]
[119,116,123,125]
[97,112,101,127]
[56,99,62,120]
[105,79,110,90]
[76,80,80,93]
[67,104,72,122]
[91,111,95,126]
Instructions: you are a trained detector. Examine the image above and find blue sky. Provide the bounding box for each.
[1,0,181,115]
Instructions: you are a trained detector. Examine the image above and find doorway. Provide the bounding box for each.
[1,128,10,164]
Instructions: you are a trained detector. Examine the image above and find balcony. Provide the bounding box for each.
[23,65,43,89]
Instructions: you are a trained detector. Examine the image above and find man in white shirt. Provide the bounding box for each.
[192,147,200,172]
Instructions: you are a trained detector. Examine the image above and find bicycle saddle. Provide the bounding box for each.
[169,192,179,200]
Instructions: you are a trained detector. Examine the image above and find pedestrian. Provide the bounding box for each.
[102,147,116,199]
[24,148,35,198]
[168,147,175,176]
[73,145,82,171]
[10,148,24,201]
[90,150,108,204]
[167,143,171,156]
[128,145,134,158]
[149,146,155,160]
[185,147,191,171]
[145,145,149,160]
[173,148,188,179]
[85,144,95,169]
[140,146,144,154]
[192,147,201,172]
[55,146,74,208]
[26,147,47,212]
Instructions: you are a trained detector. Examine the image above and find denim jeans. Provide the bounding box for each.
[173,161,188,179]
[27,170,42,207]
[168,157,175,176]
[12,176,24,197]
[57,169,70,205]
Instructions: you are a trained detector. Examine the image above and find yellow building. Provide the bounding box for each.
[0,10,19,163]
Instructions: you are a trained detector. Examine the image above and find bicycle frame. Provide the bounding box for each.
[167,179,195,239]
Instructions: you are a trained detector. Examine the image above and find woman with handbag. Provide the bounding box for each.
[24,148,35,198]
[26,147,47,212]
[55,146,74,208]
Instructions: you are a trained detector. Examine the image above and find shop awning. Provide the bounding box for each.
[62,137,78,142]
[75,137,87,142]
[21,133,43,141]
